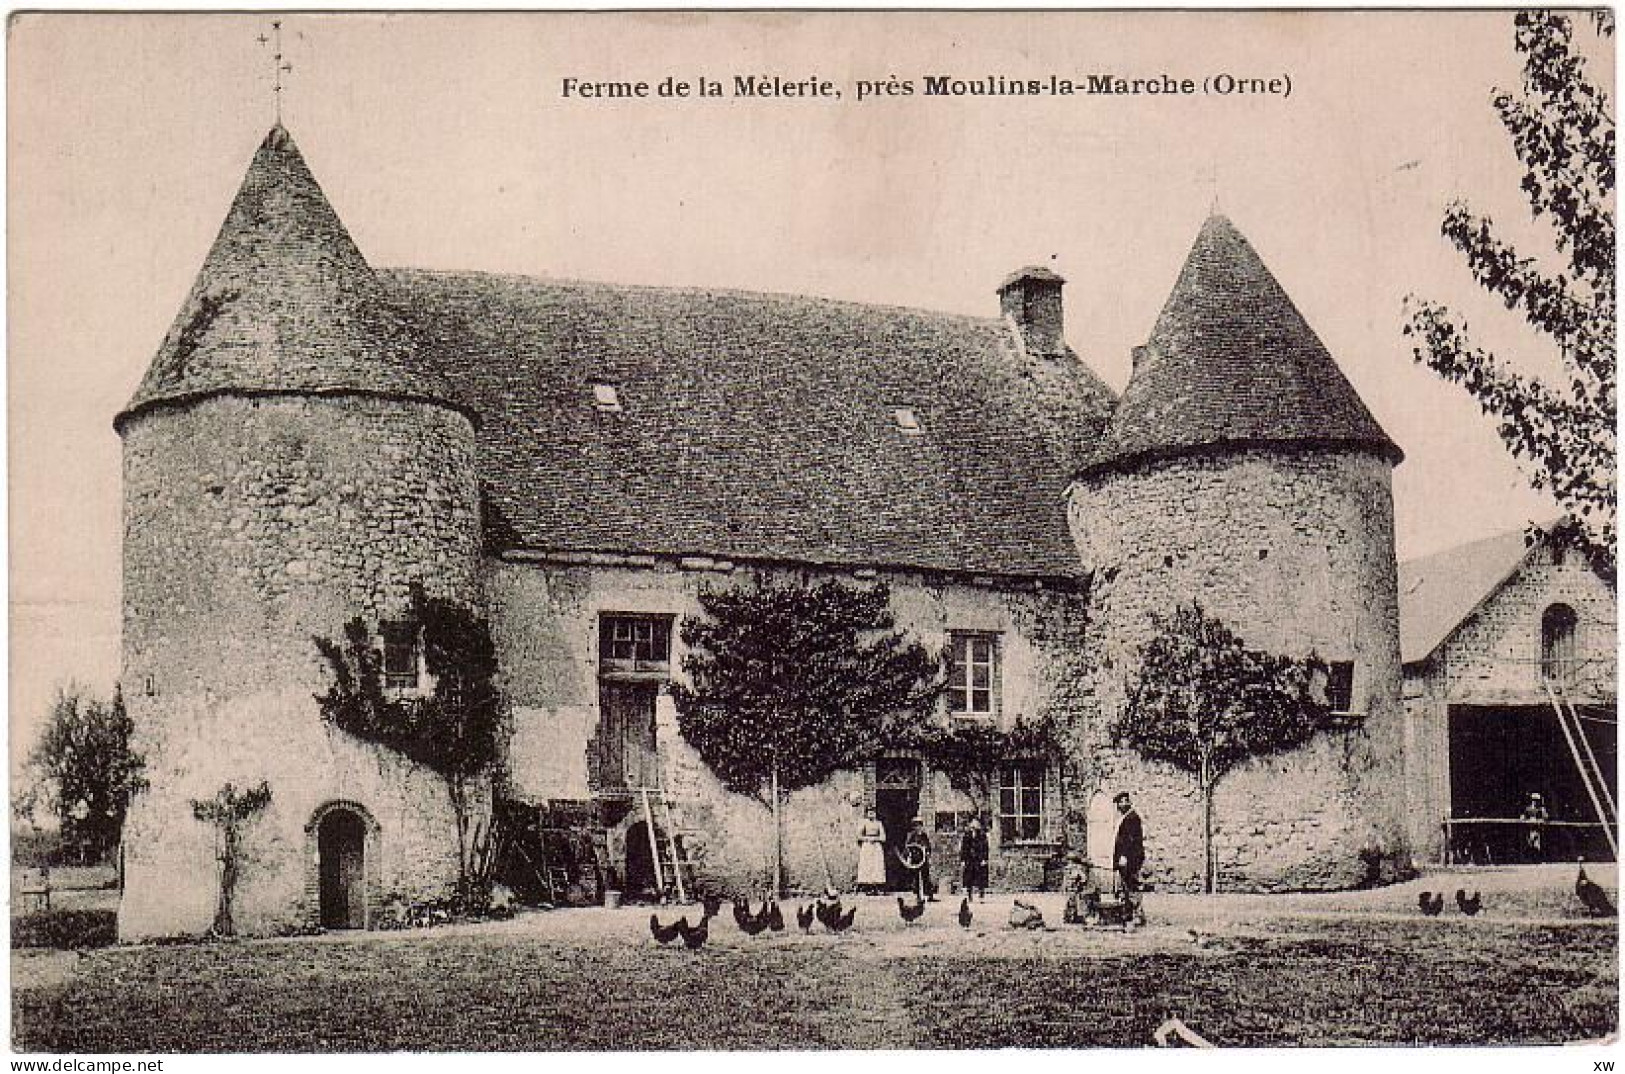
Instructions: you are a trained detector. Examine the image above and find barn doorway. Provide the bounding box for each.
[1448,704,1617,863]
[624,820,678,898]
[318,807,368,929]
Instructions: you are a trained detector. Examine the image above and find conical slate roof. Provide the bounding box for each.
[1079,214,1400,476]
[116,125,465,429]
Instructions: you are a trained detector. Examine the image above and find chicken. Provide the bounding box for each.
[1577,866,1616,917]
[815,897,843,930]
[766,900,786,932]
[897,895,927,924]
[796,902,816,934]
[738,901,771,936]
[1417,891,1444,916]
[702,894,723,920]
[678,912,711,950]
[957,897,973,929]
[731,898,754,930]
[650,913,686,945]
[1455,889,1482,916]
[826,904,857,932]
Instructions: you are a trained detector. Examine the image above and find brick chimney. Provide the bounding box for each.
[998,266,1067,355]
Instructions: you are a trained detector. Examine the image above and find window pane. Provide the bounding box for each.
[971,664,990,689]
[1020,816,1040,840]
[971,689,991,712]
[949,686,968,712]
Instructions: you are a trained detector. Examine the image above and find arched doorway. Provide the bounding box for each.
[317,807,368,929]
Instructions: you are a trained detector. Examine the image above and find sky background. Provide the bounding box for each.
[8,11,1611,769]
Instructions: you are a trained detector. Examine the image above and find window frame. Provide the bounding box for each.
[998,760,1048,844]
[947,631,1000,720]
[380,620,423,692]
[598,613,674,676]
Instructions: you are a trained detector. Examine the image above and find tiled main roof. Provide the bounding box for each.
[380,270,1116,579]
[116,126,465,429]
[1080,214,1401,477]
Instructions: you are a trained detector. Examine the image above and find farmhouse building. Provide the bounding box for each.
[116,124,1413,939]
[1400,527,1617,866]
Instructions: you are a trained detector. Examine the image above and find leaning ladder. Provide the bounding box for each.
[1544,680,1617,860]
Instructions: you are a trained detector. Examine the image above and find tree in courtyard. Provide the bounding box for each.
[314,586,509,904]
[1404,10,1615,574]
[672,578,942,893]
[1112,603,1329,893]
[191,780,272,937]
[24,685,147,862]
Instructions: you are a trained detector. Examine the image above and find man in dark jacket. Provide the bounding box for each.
[1113,791,1146,926]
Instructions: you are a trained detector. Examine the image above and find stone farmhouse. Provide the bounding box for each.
[116,125,1413,939]
[1400,527,1617,867]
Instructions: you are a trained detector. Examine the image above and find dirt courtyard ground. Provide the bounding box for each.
[11,864,1617,1052]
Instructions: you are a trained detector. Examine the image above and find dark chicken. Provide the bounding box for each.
[650,914,686,945]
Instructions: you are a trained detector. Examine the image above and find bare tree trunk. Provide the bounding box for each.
[1200,753,1215,895]
[771,757,783,897]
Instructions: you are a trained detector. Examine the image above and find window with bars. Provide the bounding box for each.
[381,621,421,691]
[1326,661,1355,713]
[948,632,999,718]
[599,614,673,673]
[999,761,1046,843]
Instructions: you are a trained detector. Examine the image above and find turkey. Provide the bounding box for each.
[1576,866,1616,917]
[1417,891,1444,916]
[897,895,927,924]
[1455,889,1482,916]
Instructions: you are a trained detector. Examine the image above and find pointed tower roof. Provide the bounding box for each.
[1079,214,1400,477]
[116,125,467,429]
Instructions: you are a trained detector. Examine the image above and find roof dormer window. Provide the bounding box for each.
[592,383,623,413]
[892,407,922,435]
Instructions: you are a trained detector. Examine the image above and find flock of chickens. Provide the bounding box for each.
[650,892,975,950]
[1415,866,1615,918]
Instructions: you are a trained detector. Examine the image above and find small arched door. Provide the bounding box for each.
[318,808,368,929]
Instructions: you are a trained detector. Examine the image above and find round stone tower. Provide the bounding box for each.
[115,126,483,938]
[1068,214,1409,892]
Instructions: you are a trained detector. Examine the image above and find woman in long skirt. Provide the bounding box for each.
[856,808,887,893]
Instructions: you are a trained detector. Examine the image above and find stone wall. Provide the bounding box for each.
[485,555,1090,894]
[118,393,482,939]
[1403,540,1617,860]
[1068,447,1407,891]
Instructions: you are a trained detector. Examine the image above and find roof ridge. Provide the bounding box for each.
[376,265,1006,330]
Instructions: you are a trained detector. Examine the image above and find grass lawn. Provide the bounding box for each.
[12,872,1618,1052]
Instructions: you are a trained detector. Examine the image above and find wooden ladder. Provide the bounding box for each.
[637,787,694,902]
[1545,680,1617,859]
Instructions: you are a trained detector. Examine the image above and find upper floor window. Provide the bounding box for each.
[600,614,672,674]
[381,621,422,691]
[947,632,999,718]
[1326,660,1355,714]
[1541,603,1579,688]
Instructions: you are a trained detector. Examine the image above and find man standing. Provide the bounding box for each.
[960,813,990,902]
[1113,791,1146,927]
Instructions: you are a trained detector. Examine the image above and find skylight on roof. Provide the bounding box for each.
[892,407,922,435]
[592,383,623,413]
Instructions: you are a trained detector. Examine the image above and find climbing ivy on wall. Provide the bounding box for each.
[313,586,509,901]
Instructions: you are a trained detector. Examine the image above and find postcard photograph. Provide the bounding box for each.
[6,9,1618,1056]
